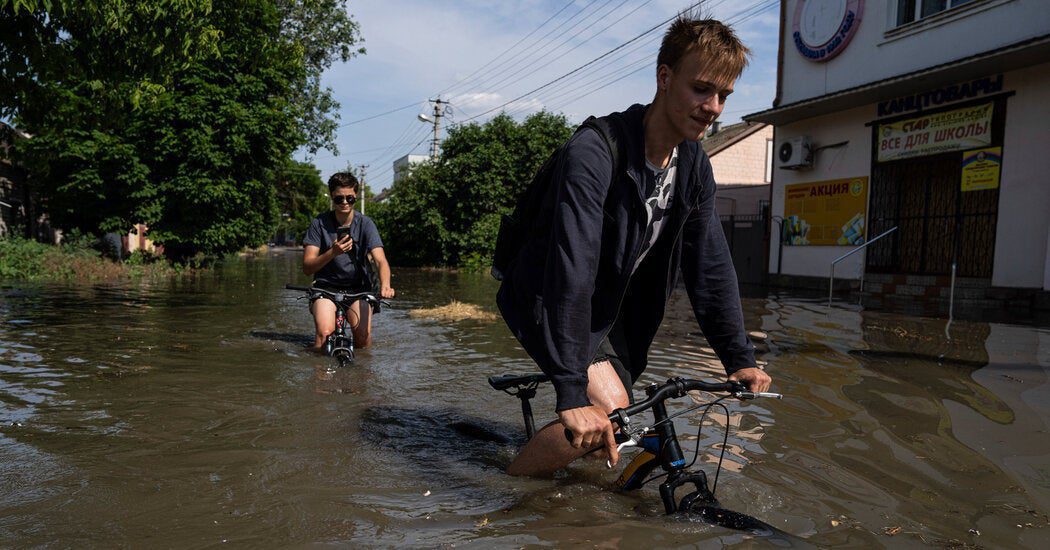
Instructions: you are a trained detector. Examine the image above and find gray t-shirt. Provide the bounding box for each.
[303,211,384,289]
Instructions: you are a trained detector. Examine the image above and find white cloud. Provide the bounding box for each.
[303,0,780,191]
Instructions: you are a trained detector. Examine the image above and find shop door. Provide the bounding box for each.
[866,101,1004,278]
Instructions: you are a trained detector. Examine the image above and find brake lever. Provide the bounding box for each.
[607,434,641,469]
[733,391,784,400]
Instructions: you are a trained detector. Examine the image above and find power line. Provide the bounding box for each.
[336,101,423,128]
[442,0,606,103]
[435,0,577,99]
[470,0,622,93]
[474,0,646,100]
[341,0,777,191]
[455,0,710,125]
[318,2,589,182]
[546,0,777,114]
[497,0,774,121]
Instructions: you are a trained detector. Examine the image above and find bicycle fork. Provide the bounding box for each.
[327,307,354,365]
[651,398,718,514]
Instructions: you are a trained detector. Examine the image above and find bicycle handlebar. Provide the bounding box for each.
[614,378,741,422]
[285,284,387,311]
[562,377,782,444]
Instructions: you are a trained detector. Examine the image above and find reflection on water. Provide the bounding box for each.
[1,251,1048,547]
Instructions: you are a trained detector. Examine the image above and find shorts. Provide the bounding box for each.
[309,286,372,328]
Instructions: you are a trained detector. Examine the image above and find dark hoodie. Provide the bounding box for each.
[496,103,757,411]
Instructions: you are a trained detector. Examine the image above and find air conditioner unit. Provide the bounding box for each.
[777,136,812,170]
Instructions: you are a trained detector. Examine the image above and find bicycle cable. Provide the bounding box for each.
[634,396,733,492]
[687,399,732,496]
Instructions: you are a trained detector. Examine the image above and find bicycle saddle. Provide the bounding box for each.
[487,373,550,391]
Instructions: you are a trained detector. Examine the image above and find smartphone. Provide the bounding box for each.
[336,226,352,241]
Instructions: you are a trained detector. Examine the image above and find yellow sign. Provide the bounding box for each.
[961,147,1002,192]
[878,103,993,162]
[783,177,868,246]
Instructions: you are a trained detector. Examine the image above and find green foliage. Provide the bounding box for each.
[275,159,329,241]
[0,236,52,279]
[275,0,366,155]
[1,0,363,260]
[371,111,574,268]
[0,235,180,280]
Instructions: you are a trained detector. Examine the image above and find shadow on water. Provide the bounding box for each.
[684,505,812,548]
[360,405,523,472]
[248,330,313,348]
[357,405,528,518]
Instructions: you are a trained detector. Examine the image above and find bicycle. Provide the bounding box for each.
[489,373,788,535]
[286,284,385,368]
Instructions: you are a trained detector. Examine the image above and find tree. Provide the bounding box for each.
[372,111,574,268]
[0,0,364,260]
[274,159,329,243]
[275,0,366,155]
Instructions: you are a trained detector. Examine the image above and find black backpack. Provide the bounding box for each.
[490,114,628,281]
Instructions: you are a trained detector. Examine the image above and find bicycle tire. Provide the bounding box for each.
[681,501,783,538]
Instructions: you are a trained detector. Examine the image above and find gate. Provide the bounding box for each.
[721,214,769,285]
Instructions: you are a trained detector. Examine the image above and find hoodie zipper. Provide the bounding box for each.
[664,153,703,300]
[596,169,647,349]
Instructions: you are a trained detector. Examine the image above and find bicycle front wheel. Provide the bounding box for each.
[681,501,781,538]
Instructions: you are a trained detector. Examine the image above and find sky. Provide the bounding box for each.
[301,0,782,192]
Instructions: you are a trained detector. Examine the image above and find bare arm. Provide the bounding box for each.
[302,237,352,276]
[367,247,395,299]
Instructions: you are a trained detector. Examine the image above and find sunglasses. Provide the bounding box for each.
[332,194,357,205]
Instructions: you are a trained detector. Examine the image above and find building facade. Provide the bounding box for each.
[747,0,1050,297]
[392,154,428,184]
[704,121,774,217]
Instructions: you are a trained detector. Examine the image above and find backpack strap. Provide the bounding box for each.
[580,114,628,182]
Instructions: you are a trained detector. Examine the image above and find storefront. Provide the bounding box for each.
[747,0,1050,295]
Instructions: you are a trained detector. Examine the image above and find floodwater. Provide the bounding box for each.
[1,250,1048,548]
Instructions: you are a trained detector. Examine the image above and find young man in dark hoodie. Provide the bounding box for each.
[496,13,772,476]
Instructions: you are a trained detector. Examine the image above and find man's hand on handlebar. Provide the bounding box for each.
[728,367,772,393]
[380,285,395,299]
[559,405,620,467]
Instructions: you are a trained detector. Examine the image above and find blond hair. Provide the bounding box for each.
[657,12,751,83]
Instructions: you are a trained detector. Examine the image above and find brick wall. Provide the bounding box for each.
[709,125,773,185]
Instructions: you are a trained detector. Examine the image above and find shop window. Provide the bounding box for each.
[894,0,977,26]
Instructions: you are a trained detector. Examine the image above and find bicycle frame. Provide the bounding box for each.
[326,299,355,367]
[287,284,382,368]
[617,385,718,514]
[488,374,778,518]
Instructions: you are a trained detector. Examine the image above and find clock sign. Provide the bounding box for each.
[793,0,864,62]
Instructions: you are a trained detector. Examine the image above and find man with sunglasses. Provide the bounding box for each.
[302,172,395,351]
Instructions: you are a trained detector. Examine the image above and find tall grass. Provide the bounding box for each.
[0,236,181,281]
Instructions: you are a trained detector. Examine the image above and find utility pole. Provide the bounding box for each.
[357,164,368,215]
[418,98,451,160]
